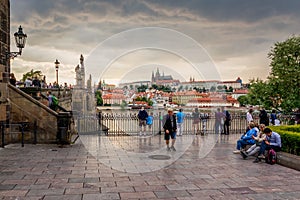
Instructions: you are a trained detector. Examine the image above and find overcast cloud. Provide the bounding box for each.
[9,0,300,85]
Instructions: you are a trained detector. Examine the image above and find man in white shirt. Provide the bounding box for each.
[246,108,254,123]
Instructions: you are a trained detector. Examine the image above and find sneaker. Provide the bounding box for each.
[253,158,261,163]
[171,146,176,151]
[240,151,248,159]
[167,147,171,151]
[233,150,240,154]
[258,155,265,159]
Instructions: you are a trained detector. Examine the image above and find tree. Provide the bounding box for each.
[137,84,148,92]
[22,69,43,81]
[237,95,249,106]
[247,36,300,112]
[210,86,216,92]
[95,90,103,106]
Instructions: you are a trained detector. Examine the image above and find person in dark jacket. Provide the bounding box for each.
[163,108,177,151]
[138,107,148,136]
[259,108,269,126]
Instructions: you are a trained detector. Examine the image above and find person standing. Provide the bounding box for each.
[246,108,254,123]
[9,73,17,86]
[270,110,277,125]
[192,107,200,134]
[163,108,177,151]
[223,109,231,135]
[24,77,32,87]
[215,108,225,134]
[259,108,269,126]
[138,107,148,136]
[46,91,54,110]
[146,112,153,133]
[176,108,185,136]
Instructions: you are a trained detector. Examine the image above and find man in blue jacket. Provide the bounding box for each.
[233,122,258,154]
[254,127,281,163]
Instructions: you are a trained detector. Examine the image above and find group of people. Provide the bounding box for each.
[137,107,186,151]
[138,107,233,152]
[234,108,282,163]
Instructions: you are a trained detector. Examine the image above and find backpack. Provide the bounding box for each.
[52,96,59,106]
[265,149,277,165]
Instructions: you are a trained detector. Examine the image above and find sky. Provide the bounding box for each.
[9,0,300,86]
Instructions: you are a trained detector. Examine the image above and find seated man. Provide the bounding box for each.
[233,122,258,154]
[253,127,281,163]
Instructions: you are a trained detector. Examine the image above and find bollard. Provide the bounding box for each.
[1,121,4,148]
[33,120,37,144]
[21,123,24,147]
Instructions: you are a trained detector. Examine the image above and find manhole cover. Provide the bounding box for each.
[149,155,171,160]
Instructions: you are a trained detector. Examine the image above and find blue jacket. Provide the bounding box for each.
[241,128,258,144]
[176,112,185,123]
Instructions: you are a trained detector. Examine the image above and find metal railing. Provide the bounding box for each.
[76,110,295,136]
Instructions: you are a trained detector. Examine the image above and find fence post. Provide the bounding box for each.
[158,112,162,135]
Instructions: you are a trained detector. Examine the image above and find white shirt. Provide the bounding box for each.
[246,112,253,123]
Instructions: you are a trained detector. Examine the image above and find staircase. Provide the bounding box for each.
[2,84,73,145]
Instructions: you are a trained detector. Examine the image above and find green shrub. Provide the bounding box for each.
[269,125,300,156]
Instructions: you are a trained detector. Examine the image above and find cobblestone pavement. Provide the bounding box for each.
[0,134,299,200]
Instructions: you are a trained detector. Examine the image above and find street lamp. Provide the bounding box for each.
[54,59,60,86]
[7,25,27,59]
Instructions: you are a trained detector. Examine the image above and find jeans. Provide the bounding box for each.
[257,141,281,156]
[246,144,261,156]
[236,139,253,150]
[177,123,183,135]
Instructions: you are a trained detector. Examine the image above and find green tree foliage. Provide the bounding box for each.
[137,85,148,92]
[95,90,103,106]
[248,36,300,112]
[22,69,42,81]
[210,86,216,92]
[237,95,249,107]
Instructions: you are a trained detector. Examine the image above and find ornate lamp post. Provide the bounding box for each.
[7,25,27,59]
[54,59,60,97]
[54,59,60,86]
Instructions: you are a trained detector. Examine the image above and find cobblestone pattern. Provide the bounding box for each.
[0,134,299,199]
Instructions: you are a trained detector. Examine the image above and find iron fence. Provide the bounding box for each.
[76,110,295,136]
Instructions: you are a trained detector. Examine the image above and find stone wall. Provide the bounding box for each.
[8,84,58,143]
[0,0,10,122]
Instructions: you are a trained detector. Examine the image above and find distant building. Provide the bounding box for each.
[151,68,180,87]
[151,68,173,83]
[232,89,249,100]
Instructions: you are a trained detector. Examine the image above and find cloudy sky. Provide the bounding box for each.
[10,0,300,86]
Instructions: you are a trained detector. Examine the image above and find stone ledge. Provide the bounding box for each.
[277,152,300,171]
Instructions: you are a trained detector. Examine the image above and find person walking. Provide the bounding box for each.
[163,108,177,151]
[176,108,185,136]
[138,107,148,136]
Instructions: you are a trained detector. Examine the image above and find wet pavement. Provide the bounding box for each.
[0,134,299,199]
